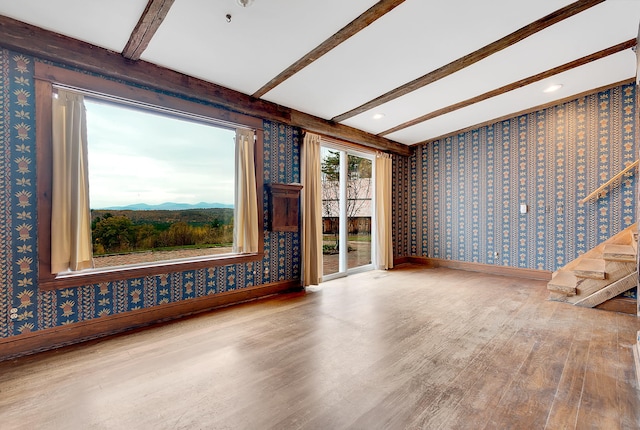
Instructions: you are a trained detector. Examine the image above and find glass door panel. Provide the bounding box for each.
[321,147,341,277]
[346,155,372,270]
[321,146,374,279]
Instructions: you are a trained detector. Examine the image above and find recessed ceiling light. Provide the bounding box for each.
[372,113,385,120]
[543,84,563,93]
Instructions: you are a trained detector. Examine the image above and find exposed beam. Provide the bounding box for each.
[332,0,606,123]
[410,78,635,146]
[0,15,289,122]
[0,14,410,156]
[252,0,407,99]
[379,39,636,137]
[289,110,410,155]
[122,0,175,60]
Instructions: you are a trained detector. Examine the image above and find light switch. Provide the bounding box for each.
[520,203,528,214]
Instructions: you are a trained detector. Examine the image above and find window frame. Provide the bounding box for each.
[35,62,264,290]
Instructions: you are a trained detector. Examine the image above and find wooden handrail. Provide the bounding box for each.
[580,160,639,204]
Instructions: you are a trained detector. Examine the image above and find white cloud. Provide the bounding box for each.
[85,98,236,208]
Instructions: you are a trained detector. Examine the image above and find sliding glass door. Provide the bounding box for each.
[321,146,373,280]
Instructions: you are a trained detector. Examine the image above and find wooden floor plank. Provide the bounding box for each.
[543,310,593,429]
[349,278,538,429]
[575,310,629,429]
[614,318,640,429]
[0,265,639,430]
[479,300,578,429]
[415,278,552,429]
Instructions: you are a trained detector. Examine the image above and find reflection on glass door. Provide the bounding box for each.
[346,155,372,270]
[321,146,373,279]
[321,147,341,277]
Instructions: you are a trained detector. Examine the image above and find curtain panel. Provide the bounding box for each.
[233,127,259,253]
[302,132,322,286]
[375,152,394,270]
[51,89,94,273]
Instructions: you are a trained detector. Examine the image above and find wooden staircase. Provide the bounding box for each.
[547,223,638,314]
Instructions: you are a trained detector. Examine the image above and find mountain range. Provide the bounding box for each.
[97,202,234,211]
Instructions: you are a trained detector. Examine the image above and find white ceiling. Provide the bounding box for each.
[0,0,638,147]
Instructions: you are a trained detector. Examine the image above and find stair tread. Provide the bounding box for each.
[547,270,577,295]
[573,258,606,279]
[604,244,636,259]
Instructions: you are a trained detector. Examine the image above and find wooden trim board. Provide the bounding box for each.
[407,257,552,281]
[0,15,409,156]
[0,280,301,362]
[393,257,411,266]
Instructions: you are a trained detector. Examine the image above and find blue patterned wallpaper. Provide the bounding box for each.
[392,153,411,260]
[0,49,301,339]
[396,83,637,272]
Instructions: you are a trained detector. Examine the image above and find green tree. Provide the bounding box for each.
[92,215,137,254]
[136,224,158,249]
[166,221,194,246]
[321,152,372,180]
[321,151,372,252]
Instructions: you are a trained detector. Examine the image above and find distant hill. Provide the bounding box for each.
[91,207,234,226]
[96,202,234,211]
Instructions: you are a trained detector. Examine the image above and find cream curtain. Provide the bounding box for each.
[302,132,322,286]
[233,127,259,253]
[51,89,94,273]
[375,152,394,270]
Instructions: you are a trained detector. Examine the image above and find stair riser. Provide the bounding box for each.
[547,284,576,296]
[603,256,636,263]
[548,292,569,302]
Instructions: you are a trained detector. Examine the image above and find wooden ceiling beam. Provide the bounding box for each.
[332,0,606,123]
[0,14,410,156]
[122,0,175,60]
[252,0,407,99]
[379,39,637,137]
[0,14,289,122]
[290,110,410,155]
[410,77,635,147]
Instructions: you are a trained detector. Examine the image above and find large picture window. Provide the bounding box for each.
[83,97,237,267]
[36,63,264,289]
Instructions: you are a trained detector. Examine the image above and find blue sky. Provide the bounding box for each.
[84,99,236,209]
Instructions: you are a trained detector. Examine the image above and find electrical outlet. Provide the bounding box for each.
[494,252,499,258]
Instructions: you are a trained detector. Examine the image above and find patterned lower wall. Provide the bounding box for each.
[0,49,301,339]
[402,83,637,272]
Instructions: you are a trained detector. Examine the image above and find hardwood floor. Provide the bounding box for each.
[0,265,639,429]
